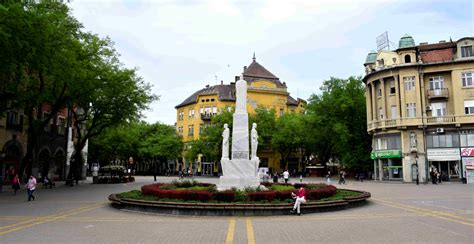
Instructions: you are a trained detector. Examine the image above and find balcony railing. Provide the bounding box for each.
[427,88,449,99]
[426,115,456,125]
[200,113,213,120]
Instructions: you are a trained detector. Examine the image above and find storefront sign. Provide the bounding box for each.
[463,158,474,184]
[427,148,460,161]
[371,150,402,159]
[461,148,474,157]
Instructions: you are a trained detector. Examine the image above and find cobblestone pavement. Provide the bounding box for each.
[0,176,473,243]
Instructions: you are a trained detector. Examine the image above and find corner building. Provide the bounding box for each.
[175,56,306,175]
[363,35,474,183]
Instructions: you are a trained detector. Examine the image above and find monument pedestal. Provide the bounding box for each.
[218,158,260,190]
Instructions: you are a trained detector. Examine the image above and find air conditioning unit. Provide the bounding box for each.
[425,106,432,111]
[436,128,444,134]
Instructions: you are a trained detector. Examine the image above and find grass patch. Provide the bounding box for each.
[117,190,160,201]
[175,186,211,191]
[319,189,361,201]
[270,185,295,191]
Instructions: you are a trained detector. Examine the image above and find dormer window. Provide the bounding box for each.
[461,46,473,57]
[404,54,411,63]
[378,59,385,66]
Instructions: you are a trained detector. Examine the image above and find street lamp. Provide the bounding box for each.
[415,155,419,185]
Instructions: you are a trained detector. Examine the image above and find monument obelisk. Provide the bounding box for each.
[218,76,260,190]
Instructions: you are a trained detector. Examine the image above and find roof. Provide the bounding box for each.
[417,41,456,51]
[243,57,279,80]
[364,50,377,64]
[398,34,415,49]
[287,95,299,106]
[175,84,235,108]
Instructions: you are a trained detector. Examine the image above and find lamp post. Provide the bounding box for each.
[0,151,5,193]
[415,155,419,185]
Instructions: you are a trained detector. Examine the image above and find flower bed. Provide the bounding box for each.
[140,181,337,203]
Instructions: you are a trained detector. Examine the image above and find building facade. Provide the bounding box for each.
[175,55,306,175]
[363,35,474,183]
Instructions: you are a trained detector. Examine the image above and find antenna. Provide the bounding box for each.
[376,31,390,51]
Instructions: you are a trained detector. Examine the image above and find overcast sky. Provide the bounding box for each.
[69,0,473,125]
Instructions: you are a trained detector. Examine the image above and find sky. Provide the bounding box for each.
[69,0,473,125]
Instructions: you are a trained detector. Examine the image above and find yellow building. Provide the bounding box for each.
[175,55,306,175]
[363,35,474,183]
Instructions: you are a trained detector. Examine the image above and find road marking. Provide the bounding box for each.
[225,218,235,244]
[246,218,255,244]
[372,198,474,228]
[0,202,106,235]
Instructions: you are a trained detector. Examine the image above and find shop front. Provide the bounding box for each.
[427,148,461,182]
[371,150,403,181]
[461,147,474,184]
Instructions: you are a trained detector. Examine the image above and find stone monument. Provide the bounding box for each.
[218,77,260,190]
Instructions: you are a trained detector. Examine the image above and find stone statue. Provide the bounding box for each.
[235,77,247,114]
[251,123,258,160]
[410,132,417,149]
[222,123,230,160]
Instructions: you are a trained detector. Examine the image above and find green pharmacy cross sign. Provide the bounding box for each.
[371,150,402,159]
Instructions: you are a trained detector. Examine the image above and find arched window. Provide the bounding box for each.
[404,54,411,63]
[378,59,384,66]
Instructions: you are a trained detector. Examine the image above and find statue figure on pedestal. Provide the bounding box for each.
[222,123,230,160]
[251,123,258,160]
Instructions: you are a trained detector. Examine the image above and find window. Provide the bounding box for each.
[405,103,416,118]
[374,135,401,150]
[461,46,473,57]
[462,72,473,87]
[188,109,194,119]
[378,59,384,66]
[188,125,194,137]
[280,109,284,116]
[178,111,184,121]
[390,80,396,94]
[461,133,474,147]
[377,88,382,97]
[427,134,460,148]
[177,126,183,136]
[212,106,217,115]
[429,76,444,90]
[57,117,66,135]
[43,112,52,131]
[379,108,383,119]
[465,100,474,115]
[404,76,415,91]
[7,111,19,125]
[431,102,447,117]
[199,124,204,135]
[404,54,411,63]
[391,106,397,119]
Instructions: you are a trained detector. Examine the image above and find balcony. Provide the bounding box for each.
[427,88,449,99]
[368,115,474,132]
[426,115,456,125]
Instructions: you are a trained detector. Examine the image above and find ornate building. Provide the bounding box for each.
[175,55,306,175]
[363,35,474,183]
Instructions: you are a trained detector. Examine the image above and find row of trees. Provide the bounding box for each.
[88,122,182,174]
[0,1,156,180]
[185,77,372,172]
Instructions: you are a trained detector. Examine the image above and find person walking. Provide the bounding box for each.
[283,170,290,184]
[25,175,37,201]
[338,170,346,185]
[12,174,20,195]
[326,171,331,185]
[290,186,306,216]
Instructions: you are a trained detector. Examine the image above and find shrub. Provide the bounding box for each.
[306,185,337,200]
[214,191,236,202]
[275,190,293,201]
[234,190,247,202]
[248,191,276,202]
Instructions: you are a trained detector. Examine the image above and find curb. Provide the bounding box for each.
[108,190,371,216]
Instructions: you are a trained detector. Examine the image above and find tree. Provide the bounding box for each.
[249,107,276,151]
[271,113,305,170]
[305,76,371,170]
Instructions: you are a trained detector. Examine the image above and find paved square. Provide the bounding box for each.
[0,176,472,243]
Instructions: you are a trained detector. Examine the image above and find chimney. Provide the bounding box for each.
[439,40,446,43]
[220,80,223,85]
[419,42,428,45]
[243,66,247,72]
[205,84,210,88]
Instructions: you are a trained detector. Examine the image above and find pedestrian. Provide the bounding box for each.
[12,174,20,195]
[299,174,303,183]
[272,172,279,183]
[338,170,346,185]
[283,170,290,184]
[437,172,441,184]
[290,186,306,216]
[25,175,37,201]
[326,171,331,185]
